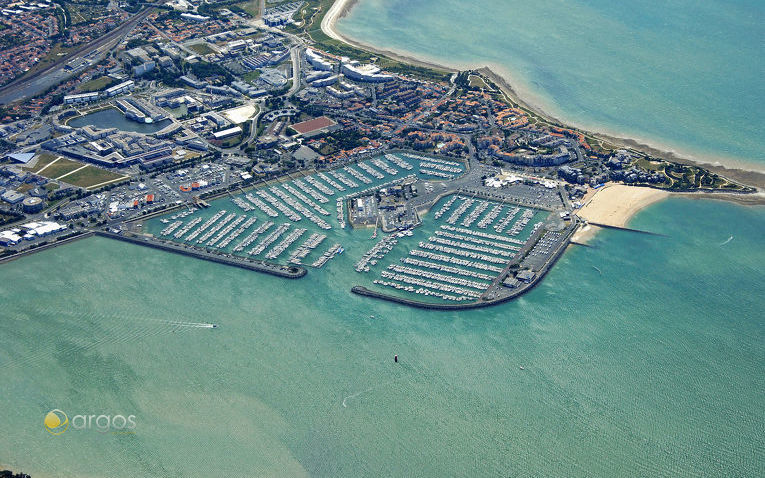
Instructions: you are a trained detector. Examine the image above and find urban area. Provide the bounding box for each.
[0,0,751,309]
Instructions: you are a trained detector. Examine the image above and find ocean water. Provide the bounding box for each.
[337,0,765,170]
[1,197,763,476]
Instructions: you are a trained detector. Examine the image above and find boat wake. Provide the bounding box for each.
[342,380,393,408]
[142,318,217,329]
[719,235,734,246]
[164,320,217,329]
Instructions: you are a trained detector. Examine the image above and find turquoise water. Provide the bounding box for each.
[68,108,171,134]
[337,0,765,169]
[144,155,542,305]
[1,197,763,476]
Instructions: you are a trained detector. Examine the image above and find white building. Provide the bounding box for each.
[105,80,135,97]
[16,221,67,238]
[181,13,209,22]
[305,49,332,71]
[212,126,242,140]
[63,92,99,104]
[341,62,393,83]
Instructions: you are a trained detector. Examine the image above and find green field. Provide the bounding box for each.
[233,0,259,17]
[188,42,215,56]
[24,154,126,189]
[242,70,261,83]
[64,2,111,25]
[27,156,82,179]
[77,76,115,93]
[60,165,127,189]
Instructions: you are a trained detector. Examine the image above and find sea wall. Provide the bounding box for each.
[95,231,306,279]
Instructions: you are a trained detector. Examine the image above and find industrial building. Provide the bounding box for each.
[212,126,242,140]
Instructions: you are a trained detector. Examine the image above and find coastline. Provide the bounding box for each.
[571,185,669,243]
[320,0,765,192]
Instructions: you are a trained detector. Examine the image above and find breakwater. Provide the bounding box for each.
[0,231,94,265]
[95,231,306,278]
[587,222,667,236]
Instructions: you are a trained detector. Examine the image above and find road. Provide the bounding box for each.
[287,46,301,97]
[0,7,154,105]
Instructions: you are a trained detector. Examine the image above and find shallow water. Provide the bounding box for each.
[337,0,765,169]
[1,197,763,476]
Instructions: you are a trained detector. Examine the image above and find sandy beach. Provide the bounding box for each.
[571,184,669,242]
[321,0,354,42]
[319,0,765,192]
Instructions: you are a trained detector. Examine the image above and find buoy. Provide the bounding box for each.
[394,355,398,363]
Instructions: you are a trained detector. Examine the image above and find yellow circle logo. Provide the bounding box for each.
[44,409,69,435]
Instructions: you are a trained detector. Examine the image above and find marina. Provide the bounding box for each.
[232,196,255,212]
[379,270,481,300]
[304,175,335,195]
[344,165,372,184]
[246,193,279,217]
[434,196,458,219]
[217,217,258,249]
[337,198,346,228]
[265,227,306,260]
[185,210,227,242]
[289,233,326,264]
[461,200,490,227]
[283,184,331,216]
[257,189,301,222]
[434,230,520,251]
[330,170,359,188]
[419,168,454,179]
[233,220,273,252]
[249,223,291,256]
[139,152,566,308]
[174,217,203,239]
[409,249,504,273]
[311,243,343,268]
[446,197,475,225]
[169,208,197,220]
[357,162,384,179]
[317,172,345,192]
[494,207,520,233]
[207,215,247,247]
[400,257,495,281]
[509,209,536,236]
[197,213,236,244]
[355,234,398,272]
[385,153,413,170]
[477,204,503,229]
[293,178,329,203]
[160,220,183,237]
[440,225,525,245]
[272,187,331,229]
[371,157,398,176]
